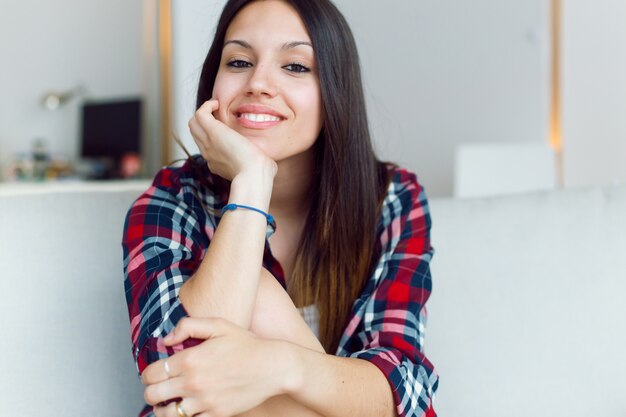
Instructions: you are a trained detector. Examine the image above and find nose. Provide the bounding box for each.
[245,63,277,98]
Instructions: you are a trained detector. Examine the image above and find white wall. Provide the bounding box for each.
[338,0,549,197]
[169,0,549,197]
[0,0,142,167]
[170,0,227,163]
[562,0,626,189]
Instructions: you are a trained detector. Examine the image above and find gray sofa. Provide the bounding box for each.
[1,181,624,416]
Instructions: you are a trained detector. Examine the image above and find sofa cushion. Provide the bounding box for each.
[427,185,626,416]
[0,182,148,415]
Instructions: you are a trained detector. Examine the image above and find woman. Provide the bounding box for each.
[123,0,438,416]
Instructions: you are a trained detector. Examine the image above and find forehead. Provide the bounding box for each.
[225,0,312,45]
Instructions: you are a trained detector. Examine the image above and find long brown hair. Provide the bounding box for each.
[196,0,391,353]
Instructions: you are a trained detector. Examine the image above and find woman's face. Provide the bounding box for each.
[212,0,323,164]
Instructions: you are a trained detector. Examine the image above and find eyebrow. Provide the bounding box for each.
[223,39,313,50]
[282,41,313,49]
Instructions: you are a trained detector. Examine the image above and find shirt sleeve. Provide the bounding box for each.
[340,171,439,417]
[122,167,210,375]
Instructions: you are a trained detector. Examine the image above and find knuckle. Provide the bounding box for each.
[198,103,213,117]
[182,374,201,391]
[179,352,195,369]
[193,136,204,149]
[143,386,155,405]
[139,370,149,385]
[195,110,208,125]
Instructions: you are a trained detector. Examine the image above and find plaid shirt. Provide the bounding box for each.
[123,157,438,417]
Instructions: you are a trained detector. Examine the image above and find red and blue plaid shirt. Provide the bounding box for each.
[123,156,438,416]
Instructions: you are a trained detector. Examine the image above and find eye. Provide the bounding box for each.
[283,63,311,73]
[226,59,252,69]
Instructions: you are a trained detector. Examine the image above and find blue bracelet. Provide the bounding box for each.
[221,203,276,229]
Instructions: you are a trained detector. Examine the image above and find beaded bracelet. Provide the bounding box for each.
[221,203,276,229]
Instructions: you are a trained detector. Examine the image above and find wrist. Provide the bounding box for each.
[237,157,277,187]
[274,340,306,397]
[229,164,276,208]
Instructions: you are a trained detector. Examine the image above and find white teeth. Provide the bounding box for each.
[240,113,281,122]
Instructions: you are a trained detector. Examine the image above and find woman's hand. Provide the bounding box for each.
[189,99,277,182]
[142,317,296,417]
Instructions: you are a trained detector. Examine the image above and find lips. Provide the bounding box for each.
[234,103,287,129]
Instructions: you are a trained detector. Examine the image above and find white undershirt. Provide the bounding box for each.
[297,304,320,339]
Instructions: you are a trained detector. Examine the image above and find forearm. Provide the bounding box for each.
[284,344,398,417]
[178,172,273,328]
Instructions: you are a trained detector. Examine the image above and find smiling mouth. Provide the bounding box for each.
[237,113,283,122]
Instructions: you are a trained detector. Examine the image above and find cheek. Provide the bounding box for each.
[212,73,236,123]
[295,86,323,131]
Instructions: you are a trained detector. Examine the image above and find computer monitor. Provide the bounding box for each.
[80,98,142,178]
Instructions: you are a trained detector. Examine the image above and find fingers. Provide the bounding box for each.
[188,99,220,141]
[194,99,221,130]
[188,117,207,150]
[141,356,180,385]
[154,399,199,417]
[142,318,232,384]
[153,403,172,417]
[188,100,231,172]
[143,377,185,406]
[198,98,219,114]
[142,354,187,385]
[164,317,231,346]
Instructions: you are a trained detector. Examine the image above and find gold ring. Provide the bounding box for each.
[176,401,190,417]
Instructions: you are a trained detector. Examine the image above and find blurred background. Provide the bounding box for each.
[0,0,624,197]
